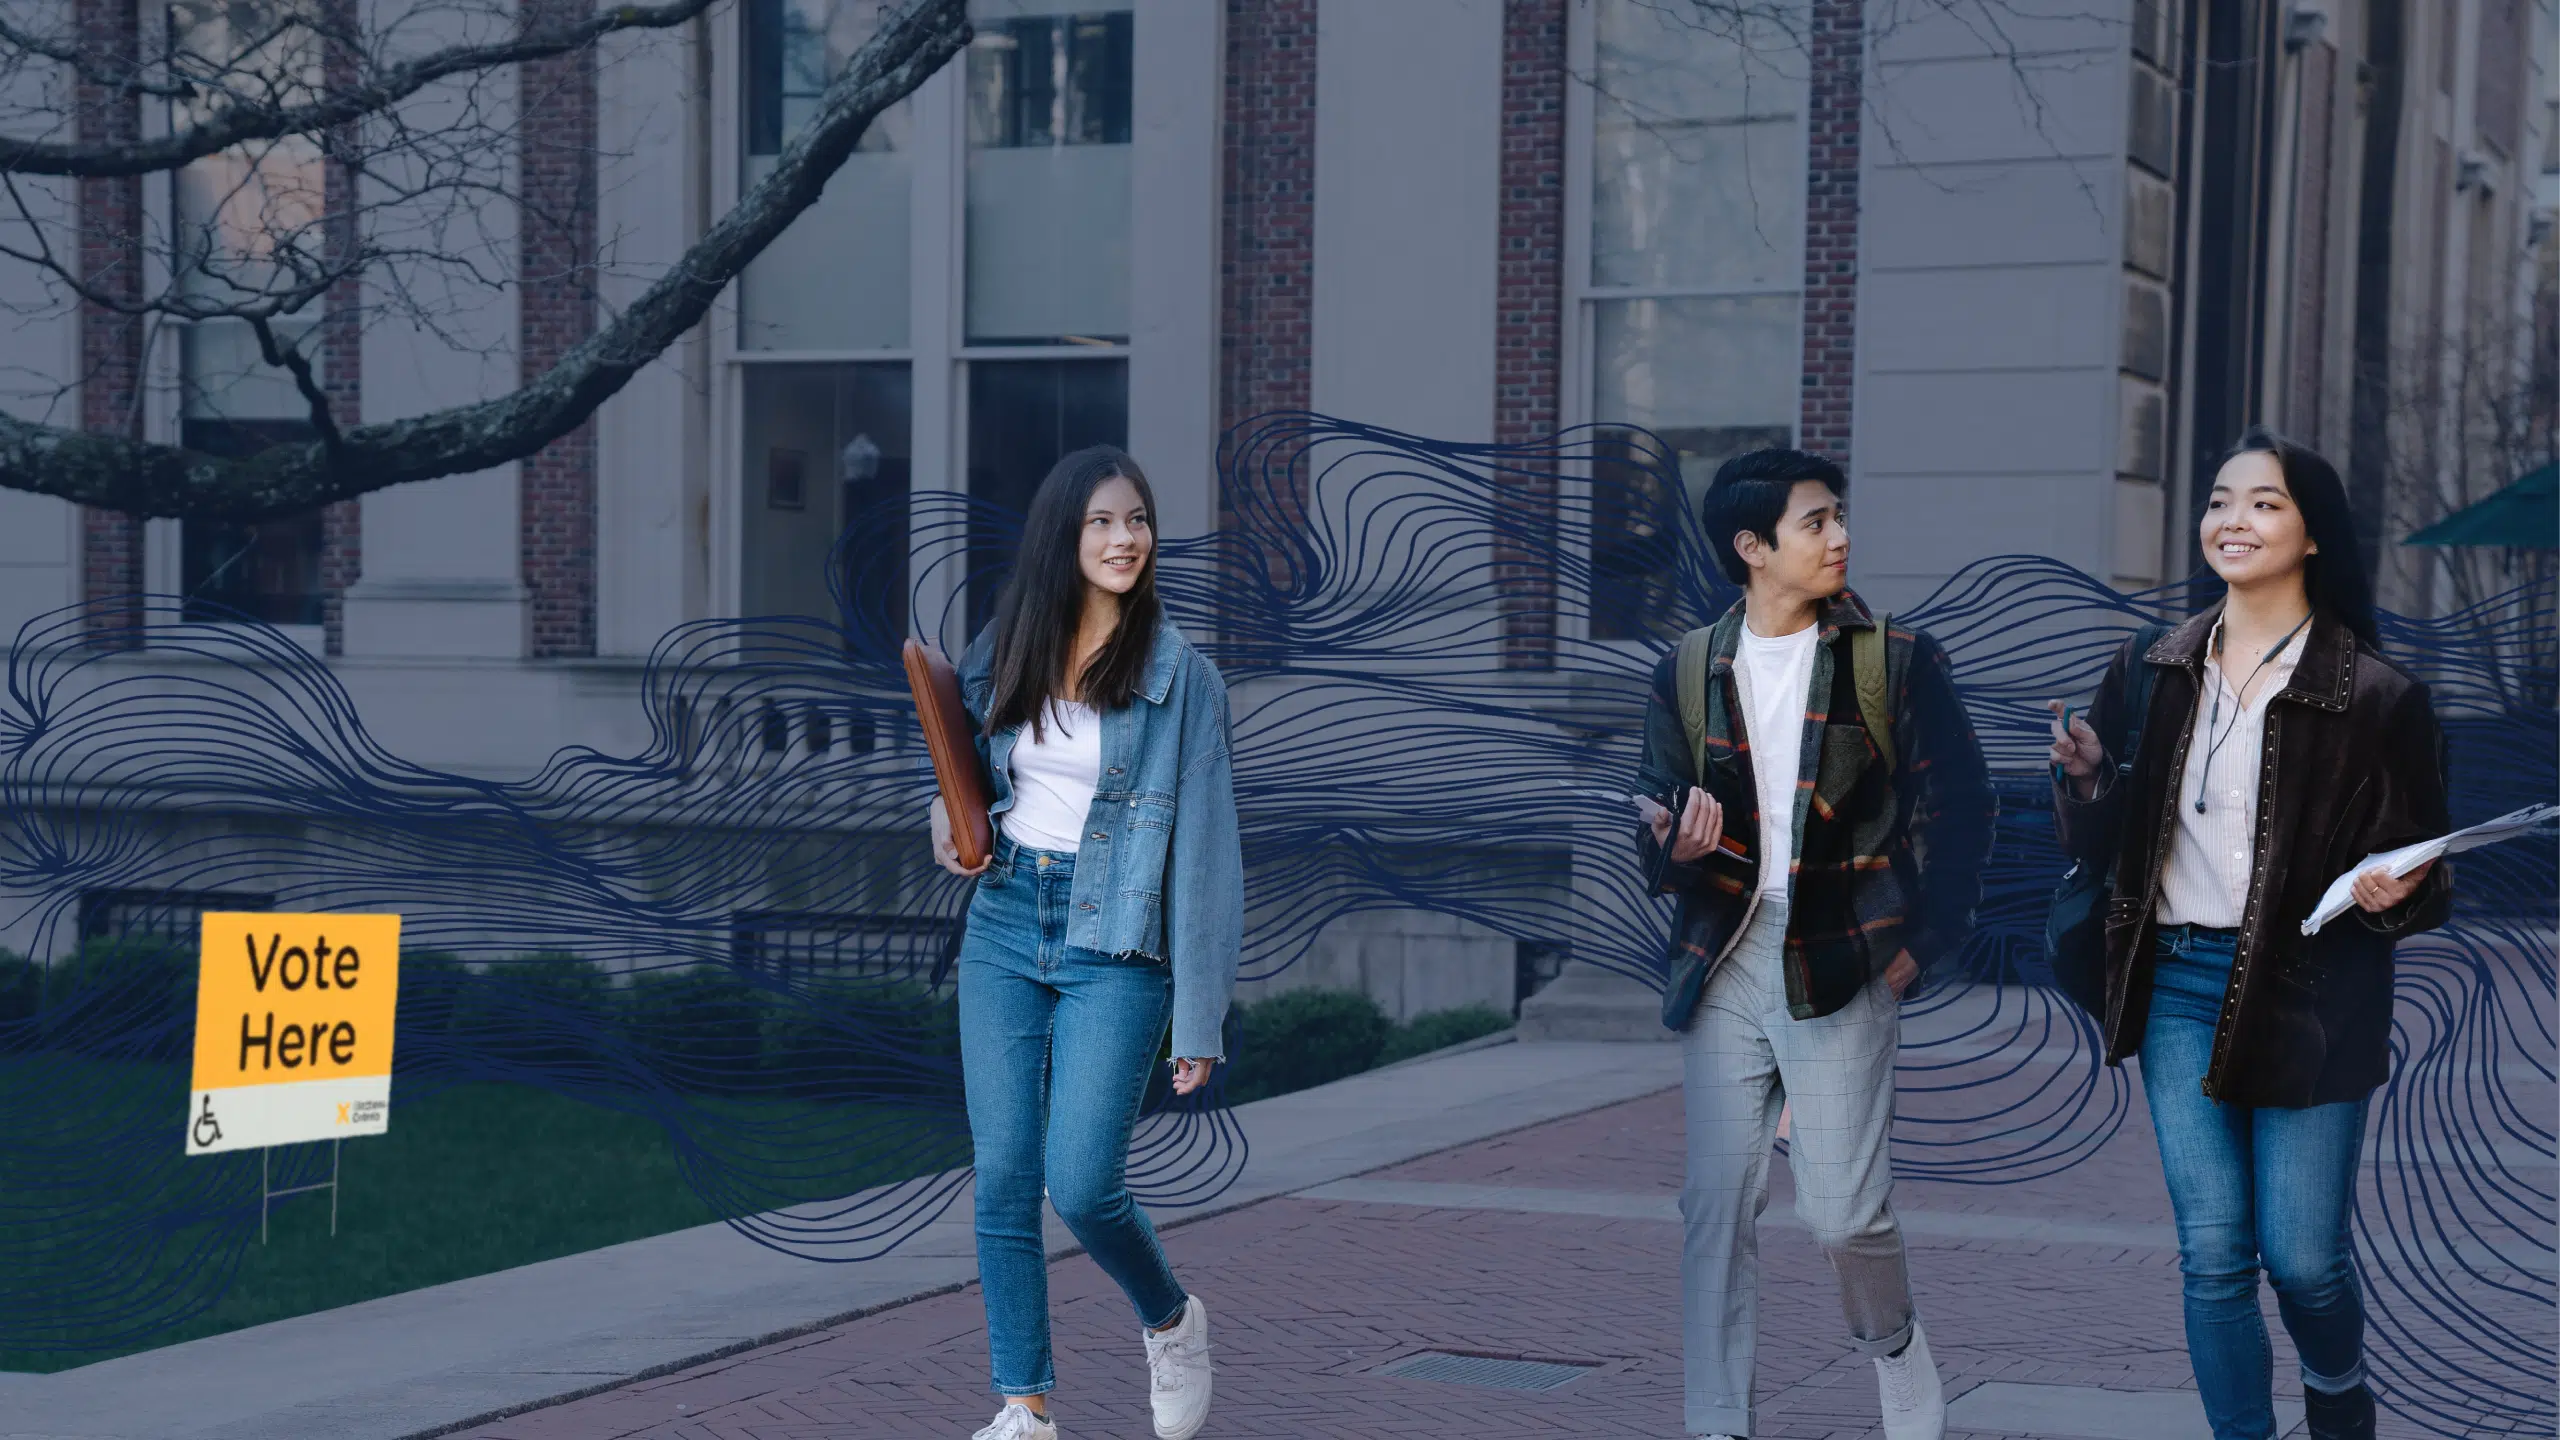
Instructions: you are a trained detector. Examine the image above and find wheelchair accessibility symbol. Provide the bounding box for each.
[192,1096,223,1149]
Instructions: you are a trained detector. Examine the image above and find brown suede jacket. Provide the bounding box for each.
[2055,606,2453,1108]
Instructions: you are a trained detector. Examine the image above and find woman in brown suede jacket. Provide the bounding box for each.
[2046,428,2451,1440]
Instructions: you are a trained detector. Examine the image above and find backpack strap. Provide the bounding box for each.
[1851,612,1895,775]
[1676,626,1716,784]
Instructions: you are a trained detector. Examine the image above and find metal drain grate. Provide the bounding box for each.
[1375,1350,1598,1392]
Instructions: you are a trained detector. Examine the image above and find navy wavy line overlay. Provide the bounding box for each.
[0,413,2548,1433]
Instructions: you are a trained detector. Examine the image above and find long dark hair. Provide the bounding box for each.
[2221,426,2380,647]
[983,445,1163,738]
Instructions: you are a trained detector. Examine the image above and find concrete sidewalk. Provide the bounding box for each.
[0,1037,1680,1440]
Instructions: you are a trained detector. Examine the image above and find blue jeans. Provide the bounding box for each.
[960,840,1188,1396]
[2141,925,2369,1439]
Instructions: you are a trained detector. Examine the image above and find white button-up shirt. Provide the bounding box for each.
[2156,622,2310,929]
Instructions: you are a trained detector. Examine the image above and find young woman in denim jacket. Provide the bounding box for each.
[2048,429,2451,1440]
[929,445,1242,1440]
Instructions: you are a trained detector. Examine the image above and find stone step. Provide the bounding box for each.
[1516,965,1674,1042]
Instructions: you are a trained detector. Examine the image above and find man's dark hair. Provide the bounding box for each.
[1699,447,1849,586]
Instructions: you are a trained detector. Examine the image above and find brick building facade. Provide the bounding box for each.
[41,0,2556,664]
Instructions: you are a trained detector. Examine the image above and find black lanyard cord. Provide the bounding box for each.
[2191,611,2313,815]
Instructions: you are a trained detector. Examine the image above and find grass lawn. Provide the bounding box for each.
[0,1063,967,1373]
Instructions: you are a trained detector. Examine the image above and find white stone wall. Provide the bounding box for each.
[1850,0,2135,614]
[1237,908,1519,1023]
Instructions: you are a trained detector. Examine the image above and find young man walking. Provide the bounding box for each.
[1635,448,1997,1440]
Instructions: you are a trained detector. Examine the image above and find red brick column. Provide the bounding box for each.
[518,6,598,659]
[1494,0,1566,667]
[1798,0,1862,462]
[1219,0,1317,445]
[1217,0,1319,602]
[1494,0,1565,452]
[76,0,146,641]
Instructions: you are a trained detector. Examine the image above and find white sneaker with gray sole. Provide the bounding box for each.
[1874,1319,1947,1440]
[1143,1296,1213,1440]
[970,1402,1056,1440]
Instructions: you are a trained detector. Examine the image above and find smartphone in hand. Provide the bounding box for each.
[1639,769,1748,863]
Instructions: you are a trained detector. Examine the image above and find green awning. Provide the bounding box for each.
[2405,462,2557,548]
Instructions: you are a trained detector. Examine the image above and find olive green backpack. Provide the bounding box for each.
[1673,616,1897,785]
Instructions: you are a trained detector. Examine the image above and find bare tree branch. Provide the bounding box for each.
[245,311,342,449]
[0,13,199,99]
[0,0,721,178]
[0,0,970,520]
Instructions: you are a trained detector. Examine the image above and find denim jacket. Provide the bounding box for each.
[957,617,1244,1060]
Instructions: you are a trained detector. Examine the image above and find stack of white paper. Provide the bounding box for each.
[2300,803,2560,936]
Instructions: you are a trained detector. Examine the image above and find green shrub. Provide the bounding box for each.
[1223,988,1391,1104]
[761,975,959,1100]
[624,965,765,1091]
[1216,991,1515,1104]
[451,952,612,1070]
[0,949,36,1017]
[393,950,469,1050]
[0,949,37,1049]
[43,936,194,1061]
[1377,1004,1513,1066]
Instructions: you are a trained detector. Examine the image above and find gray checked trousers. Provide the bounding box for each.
[1681,898,1917,1437]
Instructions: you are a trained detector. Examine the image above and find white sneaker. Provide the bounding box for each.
[1873,1320,1946,1440]
[971,1402,1057,1440]
[1143,1296,1213,1440]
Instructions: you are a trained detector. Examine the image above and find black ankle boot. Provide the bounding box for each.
[2302,1382,2376,1440]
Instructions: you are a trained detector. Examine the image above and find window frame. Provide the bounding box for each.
[713,0,1140,643]
[1560,0,1812,652]
[135,0,338,655]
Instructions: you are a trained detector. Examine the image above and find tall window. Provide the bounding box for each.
[168,0,331,627]
[731,0,1134,639]
[964,6,1133,344]
[739,0,911,350]
[960,3,1133,628]
[1580,0,1807,639]
[736,0,915,643]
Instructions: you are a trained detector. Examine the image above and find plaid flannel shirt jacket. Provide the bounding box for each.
[1636,589,1998,1030]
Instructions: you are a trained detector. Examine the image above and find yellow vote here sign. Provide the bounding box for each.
[187,913,401,1156]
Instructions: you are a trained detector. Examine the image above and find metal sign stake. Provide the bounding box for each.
[259,1139,343,1243]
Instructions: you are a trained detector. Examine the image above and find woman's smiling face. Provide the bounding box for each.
[1079,473,1153,597]
[2199,449,2315,588]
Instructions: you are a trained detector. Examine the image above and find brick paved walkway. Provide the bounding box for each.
[454,1070,2545,1440]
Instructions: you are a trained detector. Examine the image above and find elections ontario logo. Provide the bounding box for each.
[185,913,402,1156]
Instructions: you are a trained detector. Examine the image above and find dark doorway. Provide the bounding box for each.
[2183,0,2282,536]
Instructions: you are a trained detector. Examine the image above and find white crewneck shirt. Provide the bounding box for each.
[1003,699,1102,854]
[1735,622,1821,898]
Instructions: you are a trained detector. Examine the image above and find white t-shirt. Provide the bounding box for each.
[1003,699,1102,853]
[1736,622,1821,898]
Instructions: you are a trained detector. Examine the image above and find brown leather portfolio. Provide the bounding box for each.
[903,639,994,871]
